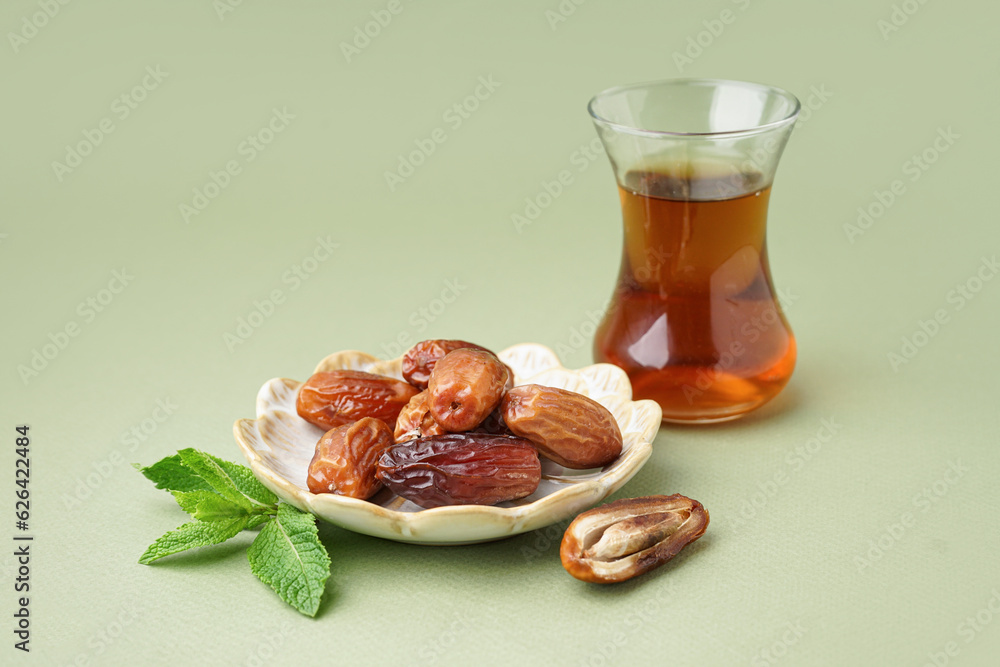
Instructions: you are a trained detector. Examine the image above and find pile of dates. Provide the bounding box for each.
[297,339,624,509]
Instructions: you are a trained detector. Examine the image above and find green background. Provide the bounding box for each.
[2,0,998,665]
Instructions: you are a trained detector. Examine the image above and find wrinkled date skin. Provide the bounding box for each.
[307,417,395,499]
[376,434,541,508]
[403,339,514,390]
[401,340,491,389]
[393,390,447,443]
[560,494,709,584]
[296,370,419,432]
[501,385,623,469]
[427,349,510,432]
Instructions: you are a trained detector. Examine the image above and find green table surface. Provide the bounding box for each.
[3,1,999,665]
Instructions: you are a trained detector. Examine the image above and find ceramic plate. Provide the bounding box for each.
[233,344,662,545]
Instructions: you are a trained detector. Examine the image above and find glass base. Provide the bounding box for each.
[662,413,748,425]
[621,363,793,425]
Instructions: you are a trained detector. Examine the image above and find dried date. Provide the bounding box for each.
[501,385,622,469]
[560,494,709,583]
[427,348,510,432]
[375,434,541,508]
[393,390,447,443]
[402,339,514,390]
[402,339,491,389]
[296,370,418,432]
[307,417,395,499]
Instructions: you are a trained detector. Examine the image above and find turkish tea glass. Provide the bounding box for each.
[590,79,800,423]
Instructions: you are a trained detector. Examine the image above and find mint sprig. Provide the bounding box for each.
[136,449,331,617]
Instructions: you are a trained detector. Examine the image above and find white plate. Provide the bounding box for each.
[233,343,662,545]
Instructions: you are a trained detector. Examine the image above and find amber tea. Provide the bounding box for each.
[594,169,796,422]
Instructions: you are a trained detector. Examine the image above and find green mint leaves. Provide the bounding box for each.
[138,517,250,565]
[248,504,331,617]
[134,453,214,493]
[136,449,331,617]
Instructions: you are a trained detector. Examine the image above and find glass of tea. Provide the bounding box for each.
[589,79,801,423]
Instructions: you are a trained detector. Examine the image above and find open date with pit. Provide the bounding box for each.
[13,424,31,653]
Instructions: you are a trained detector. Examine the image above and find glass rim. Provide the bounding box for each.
[588,78,801,139]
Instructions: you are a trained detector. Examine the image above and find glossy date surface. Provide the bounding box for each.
[296,370,418,432]
[501,384,623,469]
[393,390,447,443]
[307,417,395,499]
[401,339,491,389]
[376,434,541,508]
[427,349,510,432]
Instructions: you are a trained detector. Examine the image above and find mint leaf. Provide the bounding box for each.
[137,450,277,508]
[210,455,278,506]
[134,455,213,493]
[176,449,256,511]
[139,517,249,564]
[248,504,330,617]
[172,489,214,515]
[172,490,257,522]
